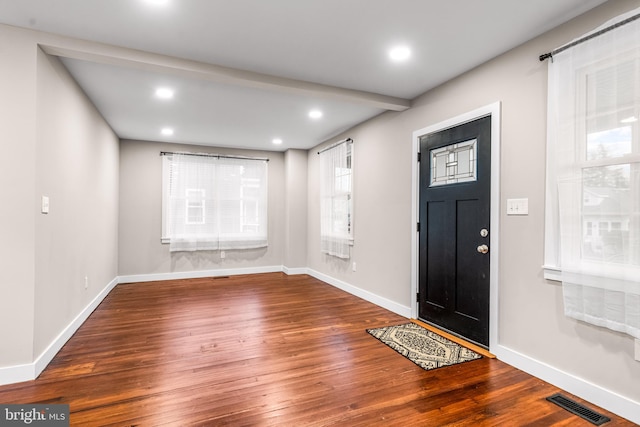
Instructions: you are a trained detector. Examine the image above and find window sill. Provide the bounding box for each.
[542,265,562,282]
[321,234,354,244]
[160,237,268,250]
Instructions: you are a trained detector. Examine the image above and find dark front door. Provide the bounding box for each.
[418,116,491,347]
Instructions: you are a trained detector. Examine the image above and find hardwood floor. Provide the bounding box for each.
[0,273,634,426]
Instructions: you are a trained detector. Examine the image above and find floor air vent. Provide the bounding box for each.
[546,393,611,425]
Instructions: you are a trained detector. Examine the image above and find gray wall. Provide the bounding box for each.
[0,25,38,368]
[118,139,287,276]
[34,50,120,358]
[306,0,640,407]
[284,149,308,269]
[0,24,119,369]
[308,115,413,305]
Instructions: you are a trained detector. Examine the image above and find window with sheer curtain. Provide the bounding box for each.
[162,153,268,252]
[319,140,353,259]
[544,8,640,339]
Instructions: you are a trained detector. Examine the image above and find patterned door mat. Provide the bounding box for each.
[367,322,482,371]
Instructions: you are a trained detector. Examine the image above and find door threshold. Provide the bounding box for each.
[411,319,496,359]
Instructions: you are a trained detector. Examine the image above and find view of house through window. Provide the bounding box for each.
[319,140,353,259]
[162,153,268,252]
[544,8,640,339]
[582,126,634,264]
[185,188,206,225]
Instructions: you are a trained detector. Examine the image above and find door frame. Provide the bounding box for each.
[411,102,501,352]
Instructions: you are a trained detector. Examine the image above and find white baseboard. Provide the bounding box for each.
[0,276,119,387]
[494,344,640,425]
[282,266,308,275]
[33,277,119,378]
[118,265,284,284]
[306,269,412,318]
[0,363,34,387]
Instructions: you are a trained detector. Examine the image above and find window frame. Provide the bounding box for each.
[544,46,640,281]
[319,140,354,258]
[185,188,206,225]
[161,154,268,248]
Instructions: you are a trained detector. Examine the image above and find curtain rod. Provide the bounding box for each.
[539,12,640,61]
[160,151,269,162]
[317,138,353,155]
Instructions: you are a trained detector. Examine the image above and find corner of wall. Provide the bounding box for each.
[0,276,118,386]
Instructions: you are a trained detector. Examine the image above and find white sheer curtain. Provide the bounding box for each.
[167,154,268,252]
[320,141,353,259]
[168,154,218,252]
[546,8,640,338]
[216,157,268,250]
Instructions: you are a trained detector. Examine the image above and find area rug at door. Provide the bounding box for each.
[366,323,482,371]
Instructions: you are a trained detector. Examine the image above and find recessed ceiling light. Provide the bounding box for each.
[309,110,323,119]
[272,138,283,145]
[621,116,638,123]
[161,127,174,136]
[155,87,174,99]
[144,0,169,6]
[389,46,411,62]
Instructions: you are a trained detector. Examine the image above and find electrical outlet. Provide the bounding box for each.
[220,251,226,259]
[41,196,50,214]
[84,276,89,290]
[352,262,356,272]
[635,339,640,362]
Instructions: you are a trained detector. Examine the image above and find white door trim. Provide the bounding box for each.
[411,101,501,352]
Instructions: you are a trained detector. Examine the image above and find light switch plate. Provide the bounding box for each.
[635,339,640,362]
[41,196,50,214]
[507,198,528,215]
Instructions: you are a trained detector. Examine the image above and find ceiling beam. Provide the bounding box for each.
[39,35,411,112]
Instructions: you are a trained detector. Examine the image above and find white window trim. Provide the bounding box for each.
[161,155,170,243]
[319,140,354,258]
[161,154,268,248]
[544,47,640,282]
[185,188,206,225]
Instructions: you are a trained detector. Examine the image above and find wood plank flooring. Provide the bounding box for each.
[0,273,634,426]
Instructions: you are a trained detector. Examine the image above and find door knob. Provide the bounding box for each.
[477,244,489,254]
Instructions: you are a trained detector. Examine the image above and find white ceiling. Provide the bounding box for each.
[0,0,608,151]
